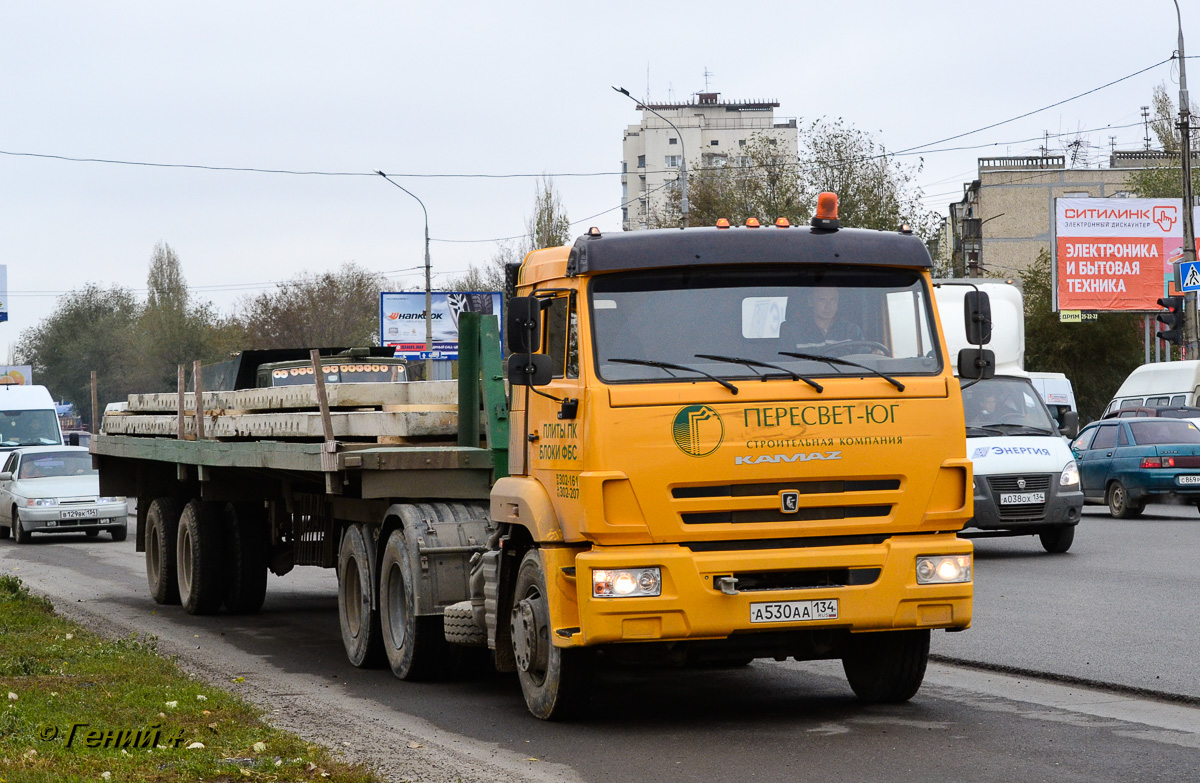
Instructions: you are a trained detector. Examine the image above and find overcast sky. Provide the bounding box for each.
[0,1,1190,358]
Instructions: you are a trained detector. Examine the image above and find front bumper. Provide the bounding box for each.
[20,502,128,532]
[558,533,972,647]
[966,474,1082,532]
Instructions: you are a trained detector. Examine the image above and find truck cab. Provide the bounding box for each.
[495,208,977,716]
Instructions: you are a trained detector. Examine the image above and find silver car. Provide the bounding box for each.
[0,446,127,542]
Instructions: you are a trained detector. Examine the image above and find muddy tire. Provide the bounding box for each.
[337,524,383,668]
[176,500,226,615]
[842,629,929,703]
[379,526,448,679]
[222,503,268,614]
[511,550,591,720]
[444,601,487,646]
[145,498,181,605]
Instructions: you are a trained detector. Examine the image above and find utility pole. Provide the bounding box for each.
[1174,0,1198,355]
[377,172,433,354]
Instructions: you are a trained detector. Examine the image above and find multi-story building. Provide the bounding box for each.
[946,152,1182,277]
[619,92,797,230]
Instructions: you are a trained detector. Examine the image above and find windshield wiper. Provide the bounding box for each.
[608,358,739,395]
[694,354,823,392]
[989,423,1056,436]
[778,351,905,392]
[966,425,1005,436]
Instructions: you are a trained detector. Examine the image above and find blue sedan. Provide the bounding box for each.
[1071,418,1200,518]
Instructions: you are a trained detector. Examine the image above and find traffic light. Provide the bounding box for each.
[1157,296,1185,346]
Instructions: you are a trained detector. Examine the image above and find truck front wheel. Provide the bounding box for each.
[145,498,181,604]
[337,524,382,668]
[511,550,591,720]
[379,526,446,680]
[842,629,929,703]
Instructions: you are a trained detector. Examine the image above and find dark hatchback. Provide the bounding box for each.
[1071,418,1200,518]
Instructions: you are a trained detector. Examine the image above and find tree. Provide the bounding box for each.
[14,284,143,423]
[651,121,938,239]
[1125,82,1198,199]
[134,242,237,391]
[447,176,570,291]
[235,262,386,349]
[1021,249,1143,421]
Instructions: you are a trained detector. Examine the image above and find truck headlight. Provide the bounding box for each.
[593,568,662,598]
[916,555,972,584]
[27,498,57,507]
[1059,461,1079,488]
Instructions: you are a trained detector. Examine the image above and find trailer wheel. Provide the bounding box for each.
[842,629,929,703]
[222,503,268,614]
[337,524,383,668]
[511,549,591,720]
[146,498,182,605]
[176,500,226,615]
[379,526,447,679]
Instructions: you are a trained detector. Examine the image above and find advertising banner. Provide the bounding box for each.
[0,365,32,385]
[1054,198,1200,312]
[380,291,502,359]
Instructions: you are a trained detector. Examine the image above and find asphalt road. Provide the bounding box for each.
[2,507,1199,782]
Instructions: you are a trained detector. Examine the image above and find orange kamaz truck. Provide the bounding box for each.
[94,194,985,720]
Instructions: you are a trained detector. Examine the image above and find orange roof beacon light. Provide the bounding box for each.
[715,218,731,229]
[745,217,761,228]
[774,217,791,228]
[588,226,602,237]
[899,223,913,235]
[811,191,840,231]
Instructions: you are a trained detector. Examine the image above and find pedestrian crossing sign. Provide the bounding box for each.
[1178,261,1200,292]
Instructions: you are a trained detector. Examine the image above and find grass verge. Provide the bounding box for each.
[0,574,380,782]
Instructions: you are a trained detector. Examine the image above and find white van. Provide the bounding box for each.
[1105,360,1200,416]
[1028,372,1078,431]
[0,385,64,450]
[934,281,1083,553]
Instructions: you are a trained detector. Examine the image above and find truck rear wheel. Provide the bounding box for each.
[176,500,226,615]
[337,524,383,668]
[379,526,446,679]
[145,498,181,605]
[222,503,268,614]
[842,629,929,703]
[511,550,591,720]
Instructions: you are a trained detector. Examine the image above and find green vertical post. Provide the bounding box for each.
[478,316,510,479]
[457,312,481,448]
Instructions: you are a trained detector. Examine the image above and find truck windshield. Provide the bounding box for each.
[961,377,1058,435]
[589,266,941,383]
[0,410,62,448]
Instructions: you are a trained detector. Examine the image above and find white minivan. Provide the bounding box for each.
[1028,372,1078,432]
[1105,361,1200,416]
[0,385,64,450]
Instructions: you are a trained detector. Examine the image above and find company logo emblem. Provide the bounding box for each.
[672,405,723,457]
[1153,205,1178,233]
[781,491,800,514]
[1017,478,1027,490]
[972,447,989,460]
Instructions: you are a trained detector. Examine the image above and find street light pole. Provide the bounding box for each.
[377,171,433,353]
[612,85,689,227]
[1174,0,1198,356]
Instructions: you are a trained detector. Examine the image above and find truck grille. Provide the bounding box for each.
[716,567,882,592]
[986,474,1052,521]
[674,478,899,525]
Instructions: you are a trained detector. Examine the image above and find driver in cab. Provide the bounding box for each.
[781,287,862,347]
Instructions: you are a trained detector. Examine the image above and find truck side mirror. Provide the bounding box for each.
[508,353,553,387]
[964,291,992,346]
[1059,410,1079,439]
[507,297,542,354]
[958,348,995,380]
